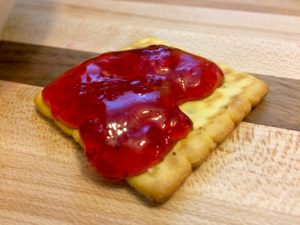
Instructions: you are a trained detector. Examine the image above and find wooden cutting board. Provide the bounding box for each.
[1,0,300,224]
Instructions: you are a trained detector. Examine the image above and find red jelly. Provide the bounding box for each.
[42,45,224,179]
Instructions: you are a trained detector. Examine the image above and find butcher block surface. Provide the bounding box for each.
[0,0,300,224]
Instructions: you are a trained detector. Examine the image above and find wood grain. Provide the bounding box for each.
[1,41,299,131]
[0,0,15,39]
[0,41,96,86]
[114,0,300,16]
[244,74,300,131]
[3,0,300,79]
[1,0,300,224]
[0,80,300,225]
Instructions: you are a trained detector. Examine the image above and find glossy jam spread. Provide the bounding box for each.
[42,45,224,180]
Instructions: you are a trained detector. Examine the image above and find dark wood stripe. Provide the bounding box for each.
[0,41,98,87]
[0,41,299,131]
[245,74,300,131]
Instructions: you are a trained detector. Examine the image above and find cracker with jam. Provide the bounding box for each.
[35,38,268,202]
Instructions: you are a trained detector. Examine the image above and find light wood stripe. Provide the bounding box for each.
[44,0,300,34]
[1,41,299,131]
[0,80,299,224]
[3,0,300,79]
[13,0,300,35]
[115,0,300,16]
